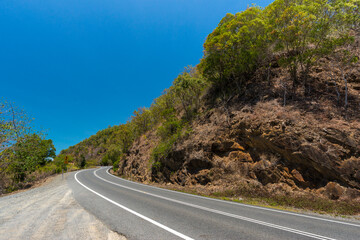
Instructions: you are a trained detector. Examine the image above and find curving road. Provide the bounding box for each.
[69,167,360,240]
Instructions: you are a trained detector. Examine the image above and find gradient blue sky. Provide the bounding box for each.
[1,0,273,153]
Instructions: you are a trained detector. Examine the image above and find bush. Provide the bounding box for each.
[151,133,180,168]
[157,118,182,140]
[100,155,109,166]
[113,159,120,172]
[85,159,97,167]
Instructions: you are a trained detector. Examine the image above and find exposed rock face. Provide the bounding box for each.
[117,100,360,203]
[118,132,160,183]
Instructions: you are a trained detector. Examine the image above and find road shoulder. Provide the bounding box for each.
[0,172,126,240]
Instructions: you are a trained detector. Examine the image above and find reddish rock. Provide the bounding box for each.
[212,141,244,152]
[230,142,245,151]
[324,182,345,200]
[341,188,360,201]
[228,151,252,162]
[291,169,305,183]
[253,160,272,171]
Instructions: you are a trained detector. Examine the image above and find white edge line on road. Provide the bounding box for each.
[106,167,360,228]
[96,168,336,240]
[74,170,194,240]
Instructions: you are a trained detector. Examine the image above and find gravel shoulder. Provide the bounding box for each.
[0,172,126,240]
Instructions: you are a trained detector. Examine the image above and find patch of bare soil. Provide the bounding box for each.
[0,174,126,240]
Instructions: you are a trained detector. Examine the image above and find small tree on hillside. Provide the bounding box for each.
[172,66,206,120]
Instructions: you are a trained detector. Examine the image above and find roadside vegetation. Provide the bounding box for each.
[62,0,360,214]
[0,100,80,194]
[212,187,360,216]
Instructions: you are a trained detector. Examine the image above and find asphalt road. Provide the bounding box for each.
[68,167,360,240]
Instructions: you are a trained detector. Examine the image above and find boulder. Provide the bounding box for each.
[211,141,245,152]
[291,169,305,183]
[253,160,272,171]
[228,151,253,162]
[324,182,345,200]
[322,128,358,153]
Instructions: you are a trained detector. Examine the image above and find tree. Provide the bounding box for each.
[116,124,133,153]
[172,66,206,120]
[267,1,334,90]
[330,0,360,36]
[9,133,56,182]
[0,100,58,186]
[150,88,176,123]
[199,6,268,92]
[78,154,86,168]
[331,37,358,109]
[101,144,122,166]
[54,154,71,172]
[1,100,32,184]
[131,107,153,137]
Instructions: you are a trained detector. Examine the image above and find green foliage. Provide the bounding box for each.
[53,154,71,172]
[100,155,109,166]
[200,0,357,91]
[152,161,162,171]
[330,0,360,35]
[78,154,86,168]
[157,118,182,140]
[113,159,120,172]
[131,107,153,137]
[150,133,180,170]
[171,66,207,119]
[101,145,122,166]
[266,0,336,85]
[150,89,176,122]
[9,133,56,182]
[0,100,58,193]
[199,6,268,89]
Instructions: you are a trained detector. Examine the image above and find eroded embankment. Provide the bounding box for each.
[118,100,360,215]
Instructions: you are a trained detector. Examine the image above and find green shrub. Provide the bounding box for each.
[113,159,120,172]
[85,159,97,167]
[157,118,182,140]
[100,155,109,166]
[150,132,180,169]
[152,161,162,171]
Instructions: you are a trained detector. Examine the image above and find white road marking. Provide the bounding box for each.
[106,167,360,228]
[95,168,336,240]
[74,170,194,240]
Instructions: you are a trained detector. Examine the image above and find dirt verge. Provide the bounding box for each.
[0,174,126,240]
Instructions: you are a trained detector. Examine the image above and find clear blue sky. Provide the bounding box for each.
[0,0,273,153]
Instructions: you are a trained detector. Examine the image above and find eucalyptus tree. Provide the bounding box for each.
[172,66,206,120]
[200,6,268,93]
